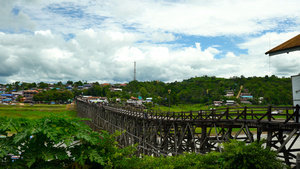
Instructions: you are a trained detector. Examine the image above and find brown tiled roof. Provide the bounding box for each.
[23,90,39,93]
[265,34,300,55]
[130,96,138,100]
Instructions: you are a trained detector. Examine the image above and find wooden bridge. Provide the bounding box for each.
[76,97,300,168]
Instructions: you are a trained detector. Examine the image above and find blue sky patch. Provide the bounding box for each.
[11,7,20,16]
[167,34,248,58]
[46,3,85,18]
[63,33,75,41]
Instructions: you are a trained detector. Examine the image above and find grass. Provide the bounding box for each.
[0,103,77,119]
[152,103,216,112]
[151,103,293,113]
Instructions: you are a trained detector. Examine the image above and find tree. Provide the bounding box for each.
[66,80,73,85]
[219,140,285,169]
[33,92,45,102]
[87,86,102,96]
[74,81,83,87]
[27,82,36,89]
[93,82,100,86]
[0,116,135,168]
[45,90,57,101]
[139,87,148,99]
[60,90,74,101]
[38,82,48,89]
[5,84,12,92]
[14,81,20,91]
[56,81,63,87]
[72,88,81,97]
[102,86,110,97]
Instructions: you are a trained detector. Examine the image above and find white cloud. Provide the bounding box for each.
[150,32,175,43]
[34,30,52,36]
[0,0,300,84]
[1,29,299,84]
[100,0,300,36]
[226,52,236,58]
[0,0,36,32]
[236,32,300,77]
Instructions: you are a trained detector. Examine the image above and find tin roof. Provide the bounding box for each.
[265,34,300,56]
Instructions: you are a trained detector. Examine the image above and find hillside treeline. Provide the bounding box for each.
[84,75,292,106]
[4,75,292,106]
[126,75,292,106]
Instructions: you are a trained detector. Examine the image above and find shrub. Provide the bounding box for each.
[117,140,286,169]
[0,116,135,168]
[0,116,286,169]
[219,140,286,169]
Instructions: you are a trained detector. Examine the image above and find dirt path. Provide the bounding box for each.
[236,85,243,98]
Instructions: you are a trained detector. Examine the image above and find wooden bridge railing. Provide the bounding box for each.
[105,104,300,125]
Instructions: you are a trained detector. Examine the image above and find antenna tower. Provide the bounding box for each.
[134,61,136,81]
[269,36,271,75]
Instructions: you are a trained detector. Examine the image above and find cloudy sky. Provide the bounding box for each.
[0,0,300,84]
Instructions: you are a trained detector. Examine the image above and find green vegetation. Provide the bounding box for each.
[2,75,292,106]
[0,104,77,119]
[0,116,135,168]
[33,90,74,102]
[151,103,204,112]
[82,75,292,106]
[151,103,226,112]
[147,75,291,106]
[121,140,285,169]
[0,116,286,169]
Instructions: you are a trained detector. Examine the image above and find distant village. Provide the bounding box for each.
[0,82,153,107]
[213,89,263,107]
[0,81,261,108]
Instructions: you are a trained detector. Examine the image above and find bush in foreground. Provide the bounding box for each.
[118,141,286,169]
[0,116,135,168]
[0,116,286,169]
[219,140,286,169]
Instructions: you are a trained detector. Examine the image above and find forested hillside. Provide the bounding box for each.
[122,75,292,106]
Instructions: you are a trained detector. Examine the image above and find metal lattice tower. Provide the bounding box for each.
[134,61,136,81]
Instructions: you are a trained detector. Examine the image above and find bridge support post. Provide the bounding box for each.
[224,127,232,141]
[266,130,272,148]
[200,126,207,153]
[162,125,169,154]
[256,127,262,143]
[297,153,300,169]
[186,124,193,152]
[278,131,290,166]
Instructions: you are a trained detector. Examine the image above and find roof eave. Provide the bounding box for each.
[265,46,300,56]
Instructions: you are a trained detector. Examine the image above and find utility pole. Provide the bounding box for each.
[168,89,171,112]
